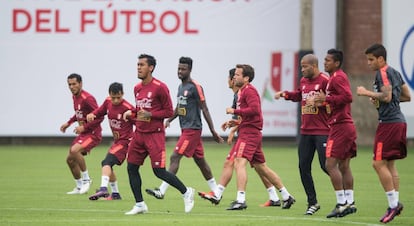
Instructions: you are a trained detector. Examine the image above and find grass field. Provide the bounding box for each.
[0,143,413,226]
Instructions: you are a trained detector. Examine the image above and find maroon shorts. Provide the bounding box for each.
[326,123,357,160]
[233,130,266,165]
[108,139,130,164]
[373,122,407,161]
[127,131,167,168]
[174,129,204,158]
[71,133,102,155]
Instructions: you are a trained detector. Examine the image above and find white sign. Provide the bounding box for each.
[383,0,414,137]
[0,0,336,137]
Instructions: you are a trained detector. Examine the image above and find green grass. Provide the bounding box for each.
[0,143,413,226]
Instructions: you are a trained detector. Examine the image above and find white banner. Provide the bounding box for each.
[0,0,336,136]
[383,0,414,137]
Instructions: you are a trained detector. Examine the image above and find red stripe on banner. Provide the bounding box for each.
[270,52,281,91]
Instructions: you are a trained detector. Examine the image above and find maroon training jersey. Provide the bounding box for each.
[284,72,330,135]
[324,69,354,125]
[132,78,174,133]
[233,84,263,131]
[93,97,134,141]
[67,90,103,136]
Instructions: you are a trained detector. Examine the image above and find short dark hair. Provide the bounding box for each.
[228,68,235,79]
[236,64,255,82]
[365,43,387,61]
[67,73,82,82]
[179,57,193,70]
[109,82,123,94]
[138,54,157,72]
[327,48,344,68]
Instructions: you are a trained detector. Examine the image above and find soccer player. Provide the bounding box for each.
[199,68,287,208]
[60,73,103,195]
[212,64,295,210]
[123,54,195,215]
[274,54,330,215]
[87,82,134,201]
[356,43,411,223]
[309,49,357,218]
[145,56,223,199]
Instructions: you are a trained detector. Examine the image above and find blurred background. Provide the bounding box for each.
[0,0,412,147]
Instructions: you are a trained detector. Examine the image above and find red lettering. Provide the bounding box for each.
[81,10,97,33]
[140,11,156,33]
[13,9,31,32]
[36,9,52,33]
[99,10,117,33]
[160,11,180,34]
[55,10,70,33]
[184,11,198,34]
[120,10,136,33]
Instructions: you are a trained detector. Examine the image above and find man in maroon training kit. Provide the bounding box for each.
[357,43,411,224]
[60,73,103,195]
[87,82,135,201]
[309,49,357,218]
[220,64,295,210]
[123,54,195,215]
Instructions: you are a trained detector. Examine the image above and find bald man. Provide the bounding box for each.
[274,54,330,215]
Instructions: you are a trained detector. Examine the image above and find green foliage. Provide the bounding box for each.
[0,144,413,226]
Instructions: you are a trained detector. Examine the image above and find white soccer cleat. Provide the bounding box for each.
[183,187,195,213]
[125,203,149,215]
[66,187,81,195]
[79,179,92,194]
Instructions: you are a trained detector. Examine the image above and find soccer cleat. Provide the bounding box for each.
[66,187,81,195]
[145,188,164,199]
[226,200,247,210]
[260,200,281,207]
[125,203,148,215]
[347,201,357,215]
[198,191,221,205]
[326,203,349,218]
[380,202,403,223]
[305,203,321,215]
[282,196,296,209]
[79,179,92,194]
[88,187,110,200]
[183,187,195,213]
[104,192,122,200]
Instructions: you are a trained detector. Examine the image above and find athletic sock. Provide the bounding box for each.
[236,191,245,203]
[207,177,218,193]
[81,170,90,181]
[279,187,291,200]
[335,190,346,205]
[110,181,119,193]
[159,181,169,195]
[386,190,398,208]
[267,186,280,201]
[101,176,109,188]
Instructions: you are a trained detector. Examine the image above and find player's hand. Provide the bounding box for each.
[226,107,234,114]
[86,113,96,122]
[123,110,132,121]
[227,119,240,127]
[274,91,284,100]
[356,86,367,96]
[212,131,224,144]
[227,131,235,145]
[221,121,229,131]
[137,109,151,121]
[73,125,84,134]
[164,120,171,128]
[60,123,69,133]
